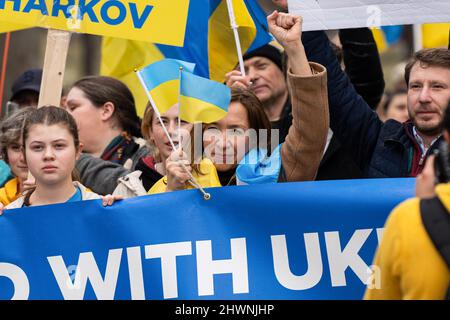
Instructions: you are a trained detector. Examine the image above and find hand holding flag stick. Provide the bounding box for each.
[136,58,231,199]
[135,67,211,200]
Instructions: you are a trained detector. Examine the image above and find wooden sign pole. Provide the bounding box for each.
[27,29,71,182]
[37,29,71,107]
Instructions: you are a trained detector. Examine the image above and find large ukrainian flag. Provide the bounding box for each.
[101,0,272,117]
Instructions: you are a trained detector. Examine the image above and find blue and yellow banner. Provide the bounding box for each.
[0,178,414,300]
[0,0,190,45]
[373,23,450,53]
[101,0,272,116]
[180,71,230,123]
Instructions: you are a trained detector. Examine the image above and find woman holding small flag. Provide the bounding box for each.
[149,11,330,193]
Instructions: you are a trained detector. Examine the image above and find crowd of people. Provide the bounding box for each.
[0,0,448,300]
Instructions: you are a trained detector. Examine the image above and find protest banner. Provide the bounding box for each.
[289,0,450,31]
[0,178,415,300]
[0,0,190,45]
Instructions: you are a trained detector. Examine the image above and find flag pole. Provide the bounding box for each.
[135,69,177,150]
[0,32,11,117]
[178,67,183,151]
[135,70,211,200]
[413,24,423,52]
[225,0,246,76]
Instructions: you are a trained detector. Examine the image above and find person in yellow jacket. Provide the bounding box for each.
[365,104,450,300]
[0,108,34,206]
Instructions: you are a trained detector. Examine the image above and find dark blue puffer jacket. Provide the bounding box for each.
[301,31,442,178]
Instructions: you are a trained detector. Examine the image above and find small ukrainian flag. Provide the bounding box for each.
[180,71,230,123]
[138,59,195,114]
[102,0,272,117]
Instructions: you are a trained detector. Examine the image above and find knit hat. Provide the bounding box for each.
[243,44,283,71]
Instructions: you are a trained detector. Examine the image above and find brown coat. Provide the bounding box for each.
[280,62,329,182]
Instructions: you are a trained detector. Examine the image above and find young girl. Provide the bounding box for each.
[3,106,120,210]
[0,108,34,205]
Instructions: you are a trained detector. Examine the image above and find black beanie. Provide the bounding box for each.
[243,44,283,71]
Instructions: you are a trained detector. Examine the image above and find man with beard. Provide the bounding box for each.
[304,31,450,177]
[271,0,450,178]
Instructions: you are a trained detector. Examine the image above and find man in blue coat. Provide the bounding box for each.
[301,29,450,178]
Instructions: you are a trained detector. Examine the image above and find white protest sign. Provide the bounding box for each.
[289,0,450,31]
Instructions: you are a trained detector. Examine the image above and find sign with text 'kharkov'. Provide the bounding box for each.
[0,0,190,45]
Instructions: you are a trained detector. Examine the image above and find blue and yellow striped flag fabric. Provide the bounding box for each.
[101,0,272,117]
[372,25,404,53]
[138,59,195,114]
[179,71,230,123]
[422,23,450,48]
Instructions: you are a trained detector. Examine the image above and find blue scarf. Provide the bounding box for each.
[236,144,282,185]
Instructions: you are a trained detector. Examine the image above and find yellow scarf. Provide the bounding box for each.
[0,177,20,206]
[148,158,221,194]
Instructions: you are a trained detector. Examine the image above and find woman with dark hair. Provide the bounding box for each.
[149,11,329,193]
[66,76,149,168]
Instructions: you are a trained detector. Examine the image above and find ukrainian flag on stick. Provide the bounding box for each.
[101,0,272,117]
[137,59,195,115]
[180,71,230,123]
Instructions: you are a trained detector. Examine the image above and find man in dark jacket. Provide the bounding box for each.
[226,44,292,143]
[302,30,450,178]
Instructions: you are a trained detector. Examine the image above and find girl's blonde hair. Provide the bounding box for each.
[141,102,202,172]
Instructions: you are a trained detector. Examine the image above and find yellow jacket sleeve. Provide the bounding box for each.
[148,158,221,195]
[365,195,450,300]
